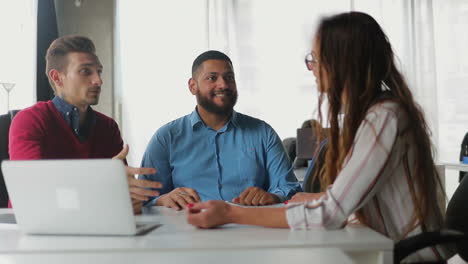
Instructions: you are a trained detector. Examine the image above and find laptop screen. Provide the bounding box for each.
[1,159,138,235]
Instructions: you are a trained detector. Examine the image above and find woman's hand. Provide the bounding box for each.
[186,201,233,228]
[288,192,325,203]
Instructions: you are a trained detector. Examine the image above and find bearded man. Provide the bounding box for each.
[139,50,301,210]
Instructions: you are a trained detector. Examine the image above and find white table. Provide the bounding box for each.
[436,162,468,183]
[0,207,393,264]
[439,163,468,172]
[436,163,468,208]
[0,248,355,264]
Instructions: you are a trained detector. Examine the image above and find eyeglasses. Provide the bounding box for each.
[305,53,318,71]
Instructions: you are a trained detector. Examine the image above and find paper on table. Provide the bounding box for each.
[225,201,286,208]
[0,213,18,230]
[0,213,16,224]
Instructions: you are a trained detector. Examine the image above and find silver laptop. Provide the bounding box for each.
[1,159,159,236]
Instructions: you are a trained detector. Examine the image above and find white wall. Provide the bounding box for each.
[432,1,468,198]
[0,0,37,114]
[230,0,348,139]
[116,0,208,165]
[54,0,115,117]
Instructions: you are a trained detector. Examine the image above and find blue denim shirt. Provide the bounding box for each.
[140,109,302,205]
[52,96,95,142]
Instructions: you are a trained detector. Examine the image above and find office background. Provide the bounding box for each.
[1,0,467,198]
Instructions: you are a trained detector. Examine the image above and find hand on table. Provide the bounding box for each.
[186,201,233,228]
[156,187,201,211]
[288,192,325,203]
[232,187,279,206]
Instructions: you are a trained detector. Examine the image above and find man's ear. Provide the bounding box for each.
[49,69,63,88]
[188,78,197,95]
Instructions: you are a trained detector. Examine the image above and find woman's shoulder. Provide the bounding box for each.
[364,100,409,133]
[364,100,401,121]
[367,100,400,115]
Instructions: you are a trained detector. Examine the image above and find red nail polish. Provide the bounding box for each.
[284,201,289,204]
[187,203,194,208]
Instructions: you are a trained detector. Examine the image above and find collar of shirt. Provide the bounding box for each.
[189,107,240,132]
[52,96,96,141]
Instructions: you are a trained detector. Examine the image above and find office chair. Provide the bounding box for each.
[282,120,317,169]
[301,138,327,193]
[282,137,298,165]
[0,110,20,208]
[393,173,468,263]
[459,132,468,182]
[296,127,317,161]
[284,119,328,192]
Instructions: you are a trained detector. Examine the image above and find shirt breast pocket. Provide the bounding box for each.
[237,146,263,185]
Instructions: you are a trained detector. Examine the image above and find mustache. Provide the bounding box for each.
[88,87,101,93]
[210,90,234,96]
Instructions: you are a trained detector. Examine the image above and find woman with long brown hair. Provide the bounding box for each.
[186,11,453,262]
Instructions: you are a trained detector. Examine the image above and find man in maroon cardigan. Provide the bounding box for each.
[8,35,161,213]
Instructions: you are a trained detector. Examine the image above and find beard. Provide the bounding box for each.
[196,90,238,116]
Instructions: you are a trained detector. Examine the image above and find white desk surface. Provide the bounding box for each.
[439,162,468,172]
[0,248,354,264]
[0,207,393,264]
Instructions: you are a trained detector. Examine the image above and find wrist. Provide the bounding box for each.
[266,192,282,203]
[227,204,243,224]
[271,193,281,203]
[155,194,165,206]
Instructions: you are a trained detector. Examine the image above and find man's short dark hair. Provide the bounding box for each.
[191,50,233,77]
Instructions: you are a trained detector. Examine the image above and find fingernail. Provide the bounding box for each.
[284,201,289,204]
[187,203,194,208]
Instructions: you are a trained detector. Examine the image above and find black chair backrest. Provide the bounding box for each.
[302,139,327,193]
[393,169,468,263]
[445,173,468,261]
[282,137,296,164]
[0,110,20,208]
[459,132,468,182]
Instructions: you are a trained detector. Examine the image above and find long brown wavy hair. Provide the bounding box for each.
[313,12,443,234]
